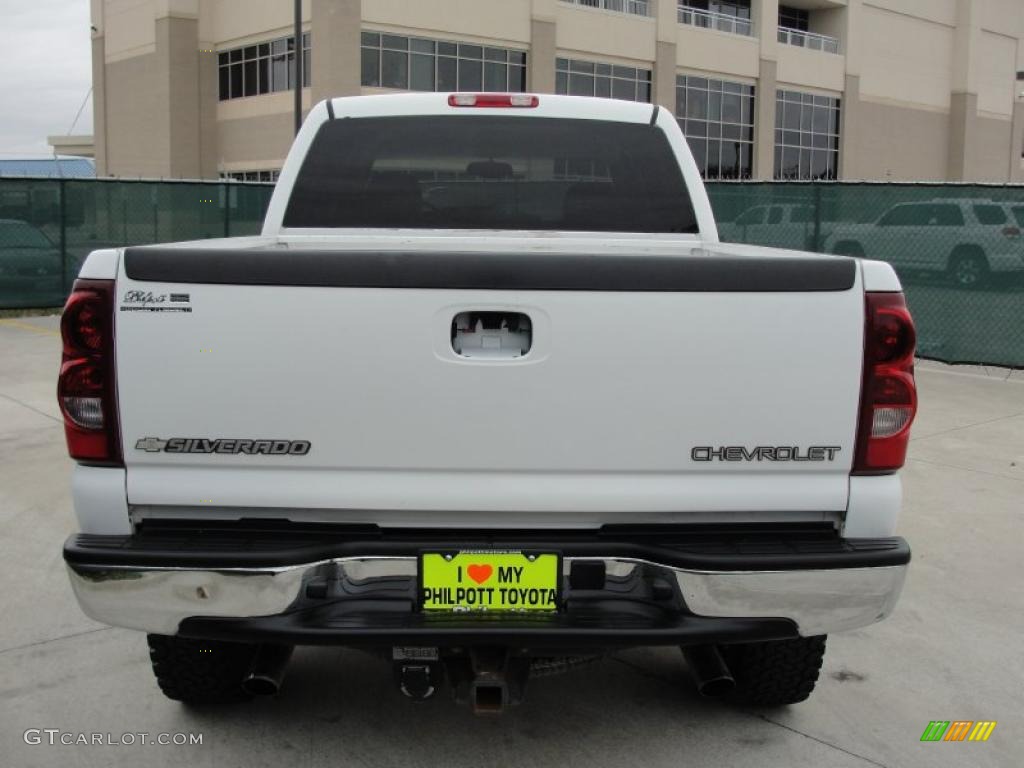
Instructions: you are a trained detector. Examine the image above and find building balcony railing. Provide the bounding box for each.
[561,0,652,18]
[777,26,841,54]
[677,6,754,37]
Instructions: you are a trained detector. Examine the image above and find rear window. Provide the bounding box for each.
[283,115,698,233]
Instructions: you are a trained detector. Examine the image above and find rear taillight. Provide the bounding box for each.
[447,93,539,108]
[853,292,916,474]
[58,279,122,465]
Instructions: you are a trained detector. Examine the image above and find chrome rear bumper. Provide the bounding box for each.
[66,554,907,640]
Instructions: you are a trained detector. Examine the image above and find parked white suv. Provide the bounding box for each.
[825,198,1024,287]
[59,93,915,713]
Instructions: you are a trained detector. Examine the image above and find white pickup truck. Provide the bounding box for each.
[60,93,915,713]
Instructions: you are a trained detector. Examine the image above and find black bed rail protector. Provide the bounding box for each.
[123,247,856,292]
[64,525,910,571]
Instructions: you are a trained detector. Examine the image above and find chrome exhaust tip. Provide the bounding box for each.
[242,644,294,697]
[682,645,735,697]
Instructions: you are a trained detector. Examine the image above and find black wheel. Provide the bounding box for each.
[948,249,989,288]
[722,635,827,706]
[147,634,258,705]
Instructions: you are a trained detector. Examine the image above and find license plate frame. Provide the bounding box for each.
[418,550,562,613]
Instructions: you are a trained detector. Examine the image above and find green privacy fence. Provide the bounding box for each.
[708,182,1024,369]
[1,177,1022,367]
[0,177,272,309]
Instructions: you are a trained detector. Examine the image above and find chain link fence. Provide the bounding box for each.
[1,177,1021,367]
[708,182,1024,369]
[0,177,272,310]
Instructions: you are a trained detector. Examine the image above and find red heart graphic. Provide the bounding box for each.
[467,564,493,584]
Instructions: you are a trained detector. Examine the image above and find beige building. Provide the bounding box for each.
[89,0,1024,182]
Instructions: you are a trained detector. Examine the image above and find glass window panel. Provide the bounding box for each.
[275,52,292,90]
[382,35,408,50]
[722,93,741,123]
[811,105,829,133]
[706,140,722,178]
[783,130,799,146]
[410,53,434,91]
[774,146,783,178]
[719,141,738,179]
[689,76,708,90]
[272,39,287,55]
[829,107,840,134]
[688,138,708,175]
[811,150,828,179]
[257,57,269,94]
[484,61,507,91]
[676,87,687,117]
[360,32,379,47]
[723,123,742,141]
[611,77,635,101]
[459,44,483,59]
[218,52,229,66]
[556,57,569,70]
[230,49,242,63]
[612,66,637,79]
[304,49,311,86]
[800,105,812,131]
[707,121,722,138]
[570,60,595,74]
[555,70,568,94]
[410,38,434,54]
[219,67,230,100]
[595,76,611,98]
[742,95,754,126]
[230,62,242,97]
[381,50,408,88]
[800,148,812,176]
[639,81,651,103]
[707,91,722,122]
[783,102,800,130]
[739,144,752,178]
[510,65,527,92]
[775,102,784,128]
[688,120,708,137]
[782,146,800,178]
[258,43,269,57]
[437,56,457,91]
[458,58,482,90]
[243,60,257,96]
[484,47,507,62]
[569,73,595,96]
[509,51,526,65]
[595,63,612,76]
[244,46,257,61]
[438,41,458,56]
[686,89,707,119]
[812,132,830,149]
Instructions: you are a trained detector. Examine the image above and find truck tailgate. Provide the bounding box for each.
[115,246,864,526]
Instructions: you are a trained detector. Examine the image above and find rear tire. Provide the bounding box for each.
[147,634,258,705]
[948,249,989,288]
[722,635,826,706]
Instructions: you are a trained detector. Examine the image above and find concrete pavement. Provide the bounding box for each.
[1,316,1021,768]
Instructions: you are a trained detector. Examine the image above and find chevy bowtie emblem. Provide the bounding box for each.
[135,437,168,452]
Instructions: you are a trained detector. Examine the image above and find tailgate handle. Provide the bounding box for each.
[451,312,532,360]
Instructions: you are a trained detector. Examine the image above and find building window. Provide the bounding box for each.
[555,58,652,102]
[774,90,840,180]
[221,170,279,182]
[218,34,310,101]
[560,0,652,17]
[678,1,754,36]
[676,75,754,179]
[360,32,527,92]
[778,5,809,31]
